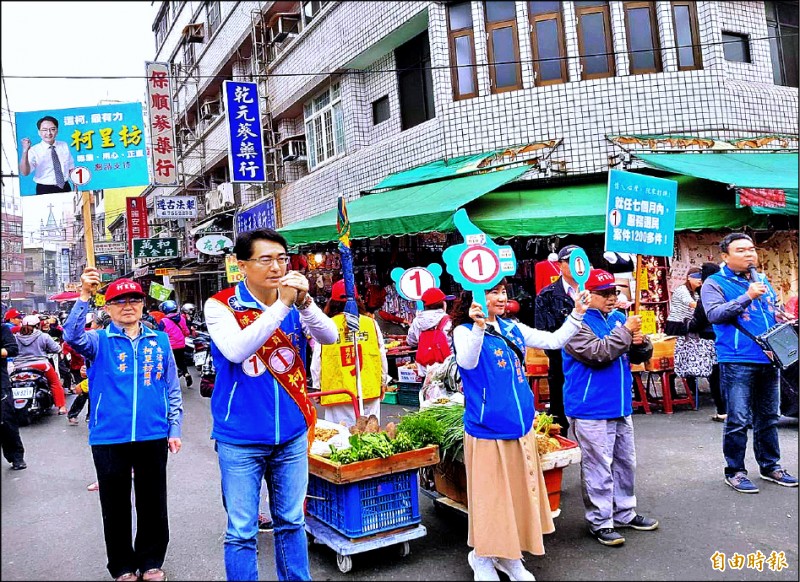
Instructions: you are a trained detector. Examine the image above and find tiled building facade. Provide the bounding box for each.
[146,1,797,235]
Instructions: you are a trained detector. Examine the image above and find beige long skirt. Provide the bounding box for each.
[465,428,554,559]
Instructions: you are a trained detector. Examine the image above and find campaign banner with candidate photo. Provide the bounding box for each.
[15,103,149,196]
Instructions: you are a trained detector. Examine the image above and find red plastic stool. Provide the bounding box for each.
[631,372,652,414]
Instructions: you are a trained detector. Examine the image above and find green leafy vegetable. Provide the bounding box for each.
[399,404,464,462]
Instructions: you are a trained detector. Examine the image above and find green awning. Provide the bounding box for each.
[279,166,529,246]
[466,175,768,238]
[636,152,798,215]
[370,152,500,191]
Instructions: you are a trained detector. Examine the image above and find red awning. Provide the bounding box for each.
[48,291,80,302]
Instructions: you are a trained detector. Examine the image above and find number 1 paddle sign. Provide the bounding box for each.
[442,209,516,315]
[391,263,443,310]
[568,248,591,291]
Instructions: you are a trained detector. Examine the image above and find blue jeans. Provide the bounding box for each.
[216,432,310,581]
[720,363,781,477]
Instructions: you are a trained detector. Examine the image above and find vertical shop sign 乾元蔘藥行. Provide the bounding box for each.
[145,62,178,186]
[223,81,266,183]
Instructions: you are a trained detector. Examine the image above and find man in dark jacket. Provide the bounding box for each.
[534,245,582,432]
[1,324,25,469]
[702,233,797,493]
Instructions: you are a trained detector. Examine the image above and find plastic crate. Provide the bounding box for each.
[397,382,420,407]
[307,470,421,538]
[382,391,398,405]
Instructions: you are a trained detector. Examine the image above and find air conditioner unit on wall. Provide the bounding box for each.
[182,23,205,43]
[217,182,235,207]
[200,99,221,120]
[268,13,300,44]
[205,189,222,215]
[280,139,307,163]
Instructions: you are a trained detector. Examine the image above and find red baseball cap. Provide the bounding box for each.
[104,279,146,302]
[421,287,446,307]
[586,269,618,291]
[4,308,22,320]
[331,280,358,302]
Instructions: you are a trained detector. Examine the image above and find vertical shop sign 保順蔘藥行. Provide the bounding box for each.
[145,62,178,186]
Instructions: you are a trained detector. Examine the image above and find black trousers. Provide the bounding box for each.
[0,396,24,464]
[171,348,187,377]
[544,348,569,433]
[68,392,89,420]
[91,438,170,578]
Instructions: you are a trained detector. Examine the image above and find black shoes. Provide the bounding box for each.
[185,373,193,388]
[11,461,27,470]
[613,514,659,531]
[591,528,625,546]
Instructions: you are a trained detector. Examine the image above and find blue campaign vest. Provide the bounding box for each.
[707,266,778,364]
[209,281,309,446]
[458,319,533,440]
[87,323,172,445]
[562,309,632,420]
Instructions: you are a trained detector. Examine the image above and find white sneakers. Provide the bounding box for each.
[493,557,536,581]
[468,551,536,581]
[468,550,500,581]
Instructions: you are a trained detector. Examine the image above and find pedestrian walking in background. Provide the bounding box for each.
[562,269,657,547]
[64,269,183,582]
[534,244,584,434]
[686,262,725,422]
[1,324,24,470]
[451,279,589,581]
[702,233,798,493]
[205,228,338,581]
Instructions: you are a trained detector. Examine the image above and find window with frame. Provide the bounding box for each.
[206,1,221,37]
[671,1,702,70]
[447,1,478,99]
[766,1,798,87]
[623,1,662,74]
[154,11,168,50]
[484,1,522,92]
[372,96,390,125]
[304,82,345,170]
[528,1,567,85]
[722,31,751,63]
[575,0,615,79]
[302,1,328,26]
[183,41,196,68]
[396,31,436,130]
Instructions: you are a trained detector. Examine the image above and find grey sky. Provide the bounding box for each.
[1,1,158,239]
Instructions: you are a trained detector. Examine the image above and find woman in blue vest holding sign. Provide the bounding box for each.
[450,279,589,581]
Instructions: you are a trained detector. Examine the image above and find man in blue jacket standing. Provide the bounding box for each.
[64,269,183,582]
[205,229,338,581]
[563,269,656,547]
[701,233,797,493]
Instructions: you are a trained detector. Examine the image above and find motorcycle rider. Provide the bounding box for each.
[158,301,192,387]
[14,315,67,415]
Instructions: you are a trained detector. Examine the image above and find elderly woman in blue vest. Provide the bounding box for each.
[451,279,589,581]
[562,269,656,548]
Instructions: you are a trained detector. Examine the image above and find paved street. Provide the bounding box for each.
[1,374,797,581]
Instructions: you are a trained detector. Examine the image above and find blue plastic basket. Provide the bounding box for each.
[307,470,421,538]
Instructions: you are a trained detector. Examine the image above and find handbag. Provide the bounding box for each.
[674,335,716,378]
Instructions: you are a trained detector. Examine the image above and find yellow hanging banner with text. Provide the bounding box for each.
[225,254,244,283]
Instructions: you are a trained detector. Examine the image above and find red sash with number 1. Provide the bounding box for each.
[214,287,317,446]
